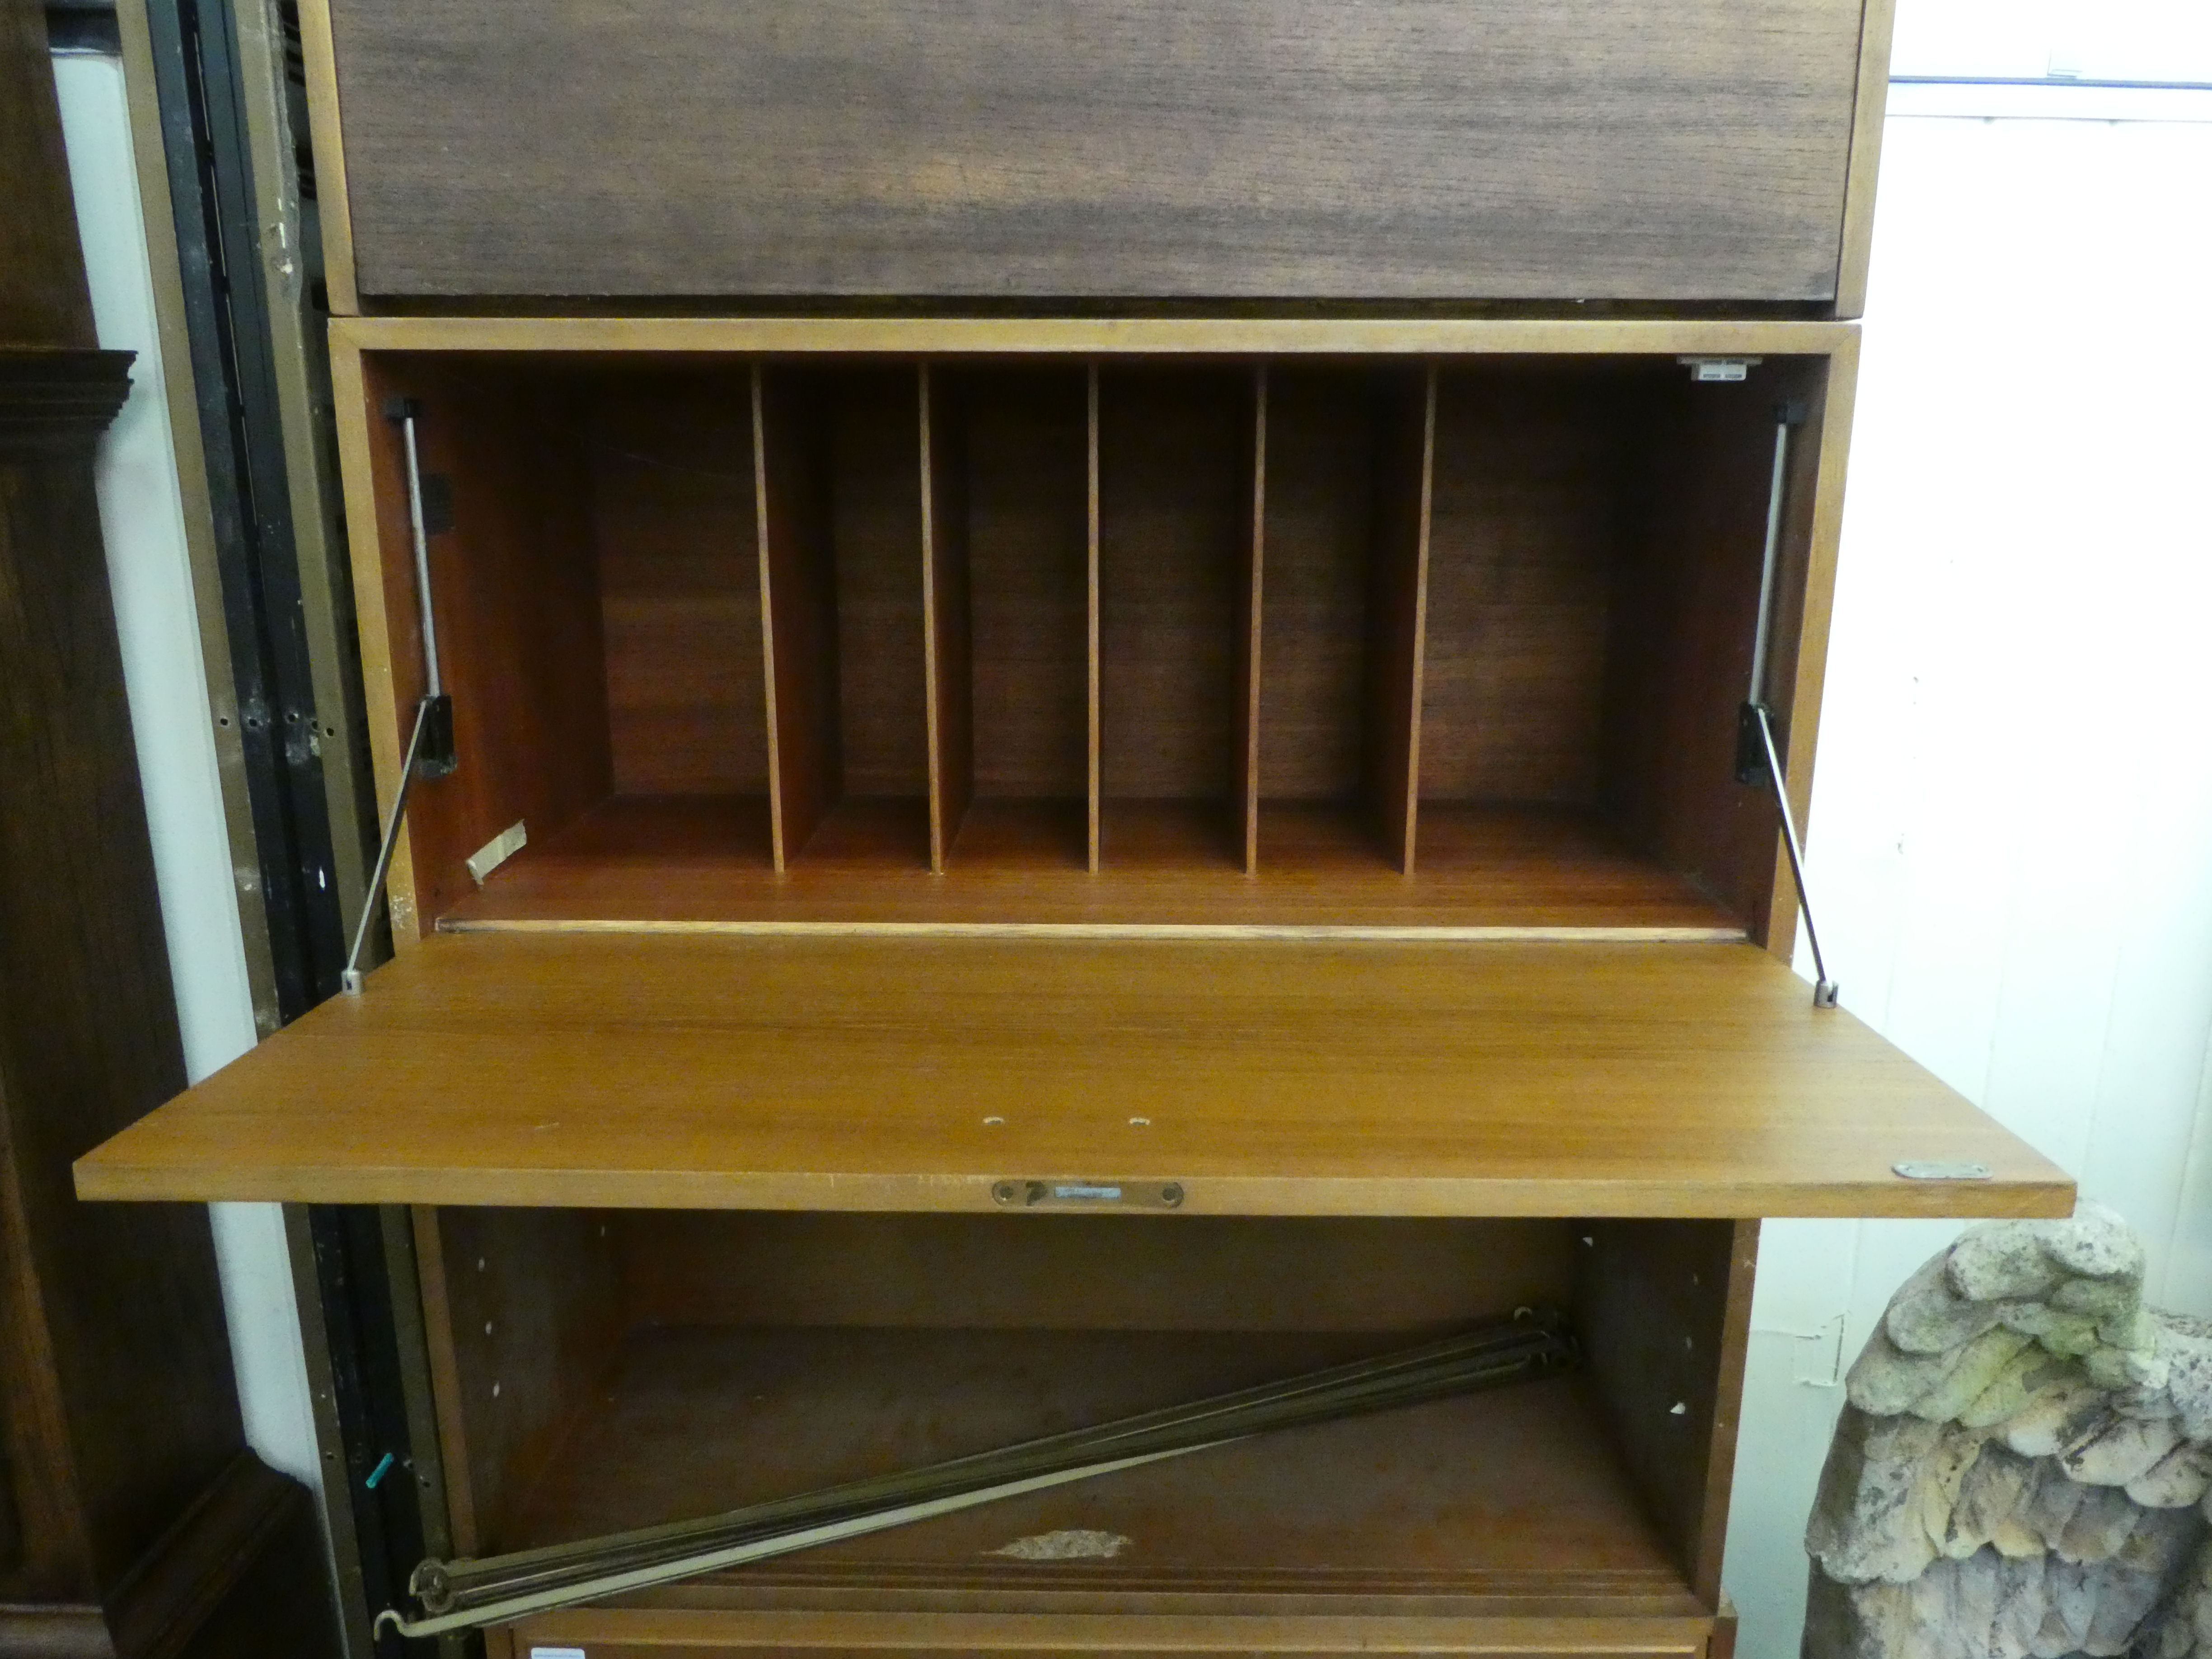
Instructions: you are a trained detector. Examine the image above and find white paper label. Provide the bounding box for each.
[466,818,529,885]
[529,1648,586,1659]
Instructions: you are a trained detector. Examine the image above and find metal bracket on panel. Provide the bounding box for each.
[1743,701,1838,1009]
[342,403,461,994]
[1893,1161,1994,1182]
[992,1179,1186,1211]
[1738,399,1836,1010]
[1678,355,1762,383]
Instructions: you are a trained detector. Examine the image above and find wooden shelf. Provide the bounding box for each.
[74,933,2073,1215]
[344,348,1841,944]
[500,1326,1696,1612]
[438,796,1743,935]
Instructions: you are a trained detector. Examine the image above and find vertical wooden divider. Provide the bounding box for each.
[1364,363,1437,874]
[1232,366,1267,875]
[920,365,973,872]
[753,364,840,870]
[1085,362,1102,874]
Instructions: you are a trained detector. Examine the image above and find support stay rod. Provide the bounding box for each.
[1736,400,1837,1009]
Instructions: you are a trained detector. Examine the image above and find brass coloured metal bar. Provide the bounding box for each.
[384,1311,1577,1636]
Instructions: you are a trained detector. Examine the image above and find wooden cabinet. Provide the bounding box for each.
[326,320,1855,945]
[312,0,1890,308]
[78,5,2050,1656]
[424,1210,1753,1657]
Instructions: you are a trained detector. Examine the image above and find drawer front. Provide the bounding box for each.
[518,1648,1697,1659]
[509,1612,1715,1658]
[325,0,1866,304]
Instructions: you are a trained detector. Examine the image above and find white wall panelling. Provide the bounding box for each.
[1726,101,2212,1655]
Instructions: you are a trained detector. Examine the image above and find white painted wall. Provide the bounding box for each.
[1724,93,2212,1659]
[51,50,324,1499]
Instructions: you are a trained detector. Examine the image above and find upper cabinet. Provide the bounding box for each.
[309,0,1893,311]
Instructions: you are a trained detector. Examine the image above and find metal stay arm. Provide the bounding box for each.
[1733,398,1837,1009]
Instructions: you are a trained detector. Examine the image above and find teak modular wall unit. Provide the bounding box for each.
[76,3,2072,1658]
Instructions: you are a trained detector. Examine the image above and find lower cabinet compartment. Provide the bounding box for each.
[413,1212,1753,1653]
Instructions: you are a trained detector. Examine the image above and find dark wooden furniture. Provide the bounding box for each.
[76,4,2064,1657]
[0,7,337,1654]
[316,0,1889,307]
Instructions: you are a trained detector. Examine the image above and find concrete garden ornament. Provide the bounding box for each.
[1805,1204,2212,1658]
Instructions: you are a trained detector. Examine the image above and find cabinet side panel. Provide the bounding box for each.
[1691,1225,1759,1606]
[1763,347,1856,963]
[1573,1219,1744,1606]
[1833,0,1897,319]
[334,347,419,940]
[295,0,357,313]
[424,1208,623,1552]
[328,0,1862,303]
[364,358,615,926]
[1605,369,1812,937]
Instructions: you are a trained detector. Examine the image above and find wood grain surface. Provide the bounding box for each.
[75,933,2072,1217]
[511,1606,1711,1655]
[1574,1222,1755,1605]
[923,367,974,869]
[1097,370,1244,804]
[336,347,1847,948]
[432,796,1739,933]
[499,1327,1687,1587]
[333,318,1861,359]
[1423,371,1634,806]
[962,370,1089,808]
[590,374,765,797]
[1256,369,1378,810]
[357,358,614,926]
[755,367,840,867]
[326,0,1865,302]
[610,1213,1575,1333]
[1,350,242,1600]
[1365,370,1434,873]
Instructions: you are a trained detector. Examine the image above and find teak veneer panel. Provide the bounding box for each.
[431,797,1741,933]
[324,0,1865,303]
[511,1607,1713,1656]
[76,934,2071,1216]
[331,318,1861,357]
[500,1328,1687,1592]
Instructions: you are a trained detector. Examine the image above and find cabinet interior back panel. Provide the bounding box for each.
[328,0,1866,302]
